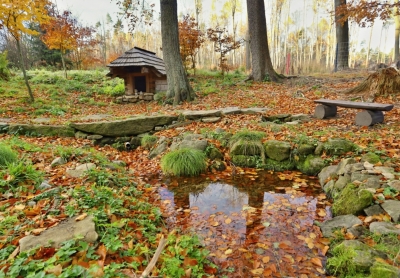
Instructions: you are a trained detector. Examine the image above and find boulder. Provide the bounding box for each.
[370,261,400,278]
[328,240,387,274]
[315,138,357,155]
[320,215,362,237]
[318,165,338,187]
[295,155,326,176]
[264,140,291,161]
[70,115,178,137]
[332,184,373,216]
[19,215,98,252]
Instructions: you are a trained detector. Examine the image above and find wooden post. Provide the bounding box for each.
[314,104,337,119]
[355,110,384,126]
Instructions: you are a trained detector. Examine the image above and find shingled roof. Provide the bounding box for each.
[107,47,166,76]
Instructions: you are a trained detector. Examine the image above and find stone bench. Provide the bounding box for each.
[314,99,394,126]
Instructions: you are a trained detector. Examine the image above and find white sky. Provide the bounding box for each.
[55,0,395,55]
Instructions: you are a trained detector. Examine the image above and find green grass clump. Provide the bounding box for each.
[141,135,158,149]
[0,144,18,166]
[327,243,358,277]
[229,130,265,143]
[161,148,207,177]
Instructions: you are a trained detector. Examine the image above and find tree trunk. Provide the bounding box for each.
[16,38,34,102]
[395,1,400,61]
[160,0,194,105]
[246,0,281,82]
[245,30,251,72]
[60,51,68,78]
[334,0,349,70]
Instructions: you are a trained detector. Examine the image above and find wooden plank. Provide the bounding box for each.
[314,99,394,111]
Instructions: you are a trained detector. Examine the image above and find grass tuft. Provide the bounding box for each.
[0,144,18,166]
[161,148,207,177]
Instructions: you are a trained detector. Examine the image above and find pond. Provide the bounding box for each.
[158,170,332,277]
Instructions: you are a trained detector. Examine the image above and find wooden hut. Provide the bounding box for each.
[106,47,167,102]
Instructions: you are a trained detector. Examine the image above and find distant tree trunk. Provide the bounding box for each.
[394,1,400,61]
[15,38,34,102]
[246,0,281,82]
[160,0,195,105]
[334,0,349,70]
[245,30,251,71]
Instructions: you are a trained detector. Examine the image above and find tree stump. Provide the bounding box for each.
[314,104,337,119]
[355,110,384,126]
[343,67,400,101]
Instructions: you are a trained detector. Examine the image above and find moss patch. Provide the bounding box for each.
[332,184,373,216]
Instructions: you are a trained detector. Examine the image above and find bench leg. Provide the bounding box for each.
[355,110,384,126]
[314,104,337,119]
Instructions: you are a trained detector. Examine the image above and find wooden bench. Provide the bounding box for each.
[314,99,394,126]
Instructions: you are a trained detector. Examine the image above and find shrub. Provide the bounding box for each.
[161,148,207,177]
[0,144,18,166]
[0,51,10,80]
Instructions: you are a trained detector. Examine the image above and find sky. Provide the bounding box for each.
[55,0,395,55]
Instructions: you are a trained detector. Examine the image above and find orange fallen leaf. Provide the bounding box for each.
[31,228,46,235]
[75,213,88,221]
[250,268,264,275]
[311,257,323,267]
[262,256,270,263]
[224,218,232,224]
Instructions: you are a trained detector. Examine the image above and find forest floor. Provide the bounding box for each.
[0,69,399,277]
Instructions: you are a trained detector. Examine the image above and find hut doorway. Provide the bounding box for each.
[134,76,146,93]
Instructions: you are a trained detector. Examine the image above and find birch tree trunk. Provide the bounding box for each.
[394,1,400,61]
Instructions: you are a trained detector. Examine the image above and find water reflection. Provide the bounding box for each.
[158,171,328,277]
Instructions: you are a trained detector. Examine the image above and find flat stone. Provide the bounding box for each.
[182,109,222,120]
[32,118,52,124]
[66,163,96,178]
[0,118,12,123]
[221,107,241,115]
[320,215,363,237]
[80,114,111,121]
[70,115,177,137]
[87,134,103,140]
[381,200,400,222]
[201,117,221,123]
[8,124,75,137]
[336,158,357,175]
[369,222,400,235]
[364,204,385,216]
[388,180,400,191]
[51,157,67,167]
[19,215,98,252]
[318,165,338,187]
[241,107,269,114]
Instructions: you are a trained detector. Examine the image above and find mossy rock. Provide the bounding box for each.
[332,184,373,216]
[370,261,400,278]
[296,144,316,156]
[262,158,296,172]
[231,155,259,168]
[315,138,358,156]
[264,140,291,161]
[360,152,381,164]
[230,140,264,156]
[327,240,384,276]
[207,147,224,160]
[295,155,327,176]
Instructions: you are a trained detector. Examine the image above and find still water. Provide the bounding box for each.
[158,171,330,277]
